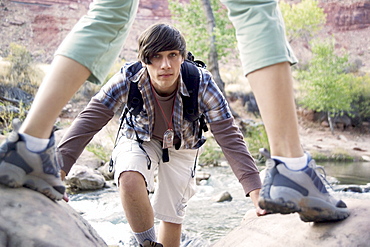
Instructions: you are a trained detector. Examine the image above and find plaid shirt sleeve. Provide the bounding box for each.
[198,69,232,122]
[93,64,133,113]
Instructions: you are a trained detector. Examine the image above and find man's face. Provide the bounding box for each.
[145,50,184,96]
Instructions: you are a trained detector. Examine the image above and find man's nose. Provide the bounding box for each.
[161,57,171,68]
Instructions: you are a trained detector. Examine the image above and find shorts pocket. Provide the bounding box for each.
[112,137,133,162]
[177,172,197,217]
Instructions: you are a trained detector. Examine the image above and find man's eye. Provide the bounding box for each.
[170,53,177,57]
[152,54,160,59]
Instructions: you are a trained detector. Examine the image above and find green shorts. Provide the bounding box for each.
[55,0,139,84]
[56,0,296,82]
[221,0,297,75]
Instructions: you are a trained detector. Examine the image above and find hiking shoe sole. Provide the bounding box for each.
[0,162,64,200]
[258,149,350,222]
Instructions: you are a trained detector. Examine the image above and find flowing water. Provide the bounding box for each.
[68,162,370,246]
[320,162,370,185]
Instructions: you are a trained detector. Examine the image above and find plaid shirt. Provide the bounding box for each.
[94,62,232,149]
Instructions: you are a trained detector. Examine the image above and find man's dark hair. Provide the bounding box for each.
[138,23,187,65]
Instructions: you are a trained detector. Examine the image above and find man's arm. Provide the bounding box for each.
[210,118,261,195]
[58,98,115,176]
[209,118,266,215]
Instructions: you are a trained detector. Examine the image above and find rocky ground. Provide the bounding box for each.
[297,116,370,162]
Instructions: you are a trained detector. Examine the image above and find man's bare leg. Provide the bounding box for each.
[119,171,156,243]
[158,221,181,247]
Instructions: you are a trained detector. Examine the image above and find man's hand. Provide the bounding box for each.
[249,189,268,216]
[61,170,66,181]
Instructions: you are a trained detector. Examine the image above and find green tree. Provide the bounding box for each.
[297,39,354,133]
[169,0,237,64]
[350,74,370,124]
[280,0,326,42]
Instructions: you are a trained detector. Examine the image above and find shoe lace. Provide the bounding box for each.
[314,165,336,192]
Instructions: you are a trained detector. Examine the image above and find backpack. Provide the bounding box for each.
[109,53,208,171]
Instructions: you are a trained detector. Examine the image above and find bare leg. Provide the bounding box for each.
[158,221,182,247]
[119,171,154,232]
[247,62,304,158]
[19,55,91,138]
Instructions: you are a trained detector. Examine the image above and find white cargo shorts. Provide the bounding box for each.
[112,137,200,224]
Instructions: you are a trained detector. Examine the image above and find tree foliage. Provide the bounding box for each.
[280,0,326,42]
[350,74,370,121]
[297,39,353,116]
[168,0,237,64]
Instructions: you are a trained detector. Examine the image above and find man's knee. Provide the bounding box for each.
[118,171,146,191]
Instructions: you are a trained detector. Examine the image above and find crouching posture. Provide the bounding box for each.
[58,23,264,246]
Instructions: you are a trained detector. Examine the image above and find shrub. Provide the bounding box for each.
[199,137,225,166]
[241,120,269,163]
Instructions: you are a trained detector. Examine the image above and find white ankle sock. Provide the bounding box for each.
[133,226,156,245]
[20,133,49,152]
[272,153,308,171]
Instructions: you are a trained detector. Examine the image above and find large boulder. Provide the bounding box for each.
[214,198,370,246]
[0,184,107,247]
[65,164,106,191]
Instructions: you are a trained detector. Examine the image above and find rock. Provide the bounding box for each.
[74,149,103,170]
[362,155,370,161]
[338,134,348,142]
[342,186,363,193]
[195,172,211,185]
[325,1,370,31]
[65,165,106,191]
[302,109,315,122]
[364,185,370,193]
[334,184,370,193]
[321,120,330,127]
[0,184,107,247]
[213,199,370,246]
[98,161,114,180]
[214,191,233,202]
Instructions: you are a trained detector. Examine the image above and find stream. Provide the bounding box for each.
[68,162,370,246]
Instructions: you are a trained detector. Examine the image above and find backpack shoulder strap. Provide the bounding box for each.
[181,60,201,122]
[181,54,209,137]
[126,62,144,116]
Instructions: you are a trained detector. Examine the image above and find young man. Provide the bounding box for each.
[57,23,265,246]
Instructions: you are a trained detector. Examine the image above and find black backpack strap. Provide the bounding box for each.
[126,62,144,115]
[109,62,145,172]
[181,59,209,138]
[181,60,201,123]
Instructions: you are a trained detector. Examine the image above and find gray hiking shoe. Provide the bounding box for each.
[0,119,65,200]
[258,148,350,222]
[140,240,163,247]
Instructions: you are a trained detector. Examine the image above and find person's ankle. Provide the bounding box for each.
[19,133,49,152]
[271,153,308,171]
